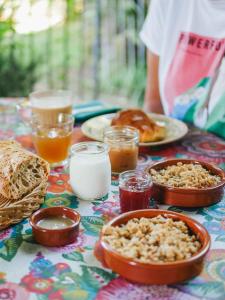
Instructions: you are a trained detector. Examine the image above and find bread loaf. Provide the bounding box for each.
[0,141,49,200]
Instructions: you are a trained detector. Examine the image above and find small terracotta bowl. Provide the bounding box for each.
[30,207,81,247]
[147,159,225,207]
[94,209,210,285]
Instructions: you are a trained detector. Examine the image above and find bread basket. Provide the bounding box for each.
[0,140,49,230]
[0,180,48,230]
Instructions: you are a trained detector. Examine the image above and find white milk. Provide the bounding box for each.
[69,142,111,200]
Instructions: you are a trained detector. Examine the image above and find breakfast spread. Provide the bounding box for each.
[3,103,224,288]
[102,215,201,263]
[150,162,222,188]
[111,109,166,143]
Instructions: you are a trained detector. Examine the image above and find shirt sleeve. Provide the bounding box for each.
[140,0,167,56]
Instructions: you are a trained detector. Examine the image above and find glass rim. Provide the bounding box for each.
[104,125,139,135]
[29,89,73,99]
[104,125,139,143]
[70,142,108,156]
[31,112,74,126]
[119,170,151,185]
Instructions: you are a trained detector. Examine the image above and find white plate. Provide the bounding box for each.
[81,113,188,146]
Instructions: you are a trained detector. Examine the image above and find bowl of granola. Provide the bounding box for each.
[94,209,210,284]
[147,159,225,207]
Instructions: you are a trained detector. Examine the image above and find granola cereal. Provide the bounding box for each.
[150,162,221,188]
[102,215,201,263]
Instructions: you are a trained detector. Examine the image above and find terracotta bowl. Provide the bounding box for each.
[30,206,81,247]
[147,159,225,207]
[94,209,210,285]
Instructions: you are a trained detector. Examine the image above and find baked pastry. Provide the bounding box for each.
[0,140,49,200]
[111,109,166,143]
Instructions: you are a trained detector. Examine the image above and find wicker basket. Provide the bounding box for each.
[0,180,48,230]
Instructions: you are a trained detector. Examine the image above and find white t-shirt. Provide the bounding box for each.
[140,0,225,138]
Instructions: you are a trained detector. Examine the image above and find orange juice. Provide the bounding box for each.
[33,130,72,163]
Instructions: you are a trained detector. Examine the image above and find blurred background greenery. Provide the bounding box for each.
[0,0,148,106]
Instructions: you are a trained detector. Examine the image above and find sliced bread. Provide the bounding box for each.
[0,140,50,200]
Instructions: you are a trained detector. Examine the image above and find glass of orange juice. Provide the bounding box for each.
[31,113,74,167]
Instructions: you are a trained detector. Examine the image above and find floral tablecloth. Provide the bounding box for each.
[0,99,225,300]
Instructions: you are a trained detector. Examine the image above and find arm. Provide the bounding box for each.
[144,50,164,114]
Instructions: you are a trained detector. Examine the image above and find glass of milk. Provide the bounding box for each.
[70,142,111,200]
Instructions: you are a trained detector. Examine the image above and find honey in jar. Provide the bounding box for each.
[104,126,139,173]
[109,145,138,173]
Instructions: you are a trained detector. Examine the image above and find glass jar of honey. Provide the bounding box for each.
[104,126,139,173]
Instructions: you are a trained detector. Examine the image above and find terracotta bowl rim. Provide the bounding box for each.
[147,158,225,192]
[100,209,210,267]
[30,206,81,232]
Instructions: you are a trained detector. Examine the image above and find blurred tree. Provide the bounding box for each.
[0,0,37,97]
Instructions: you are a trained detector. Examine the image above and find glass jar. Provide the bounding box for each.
[69,142,111,200]
[104,126,139,173]
[119,170,152,213]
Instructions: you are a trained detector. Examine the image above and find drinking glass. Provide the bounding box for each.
[31,113,74,167]
[18,90,73,125]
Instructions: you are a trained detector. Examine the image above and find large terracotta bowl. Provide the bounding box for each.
[94,209,210,285]
[147,159,225,207]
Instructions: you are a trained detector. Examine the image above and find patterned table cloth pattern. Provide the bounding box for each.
[0,99,225,300]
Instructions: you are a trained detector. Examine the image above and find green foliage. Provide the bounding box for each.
[0,55,37,97]
[0,0,146,101]
[0,2,37,97]
[0,20,13,37]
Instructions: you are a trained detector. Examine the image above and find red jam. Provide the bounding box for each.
[119,177,152,213]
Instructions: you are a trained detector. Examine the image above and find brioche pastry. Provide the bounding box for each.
[111,109,166,143]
